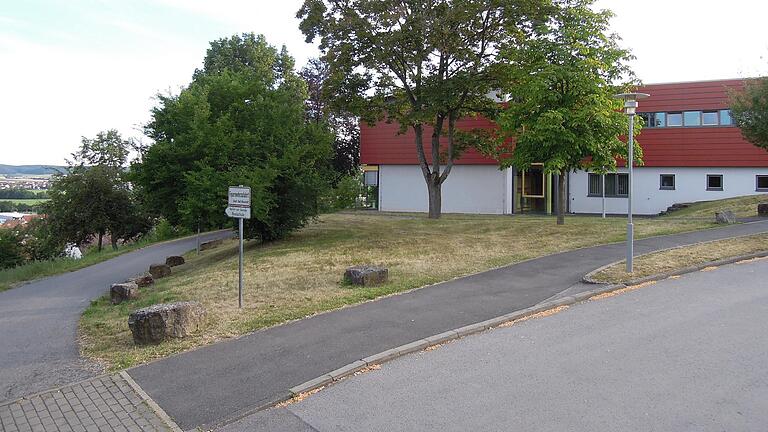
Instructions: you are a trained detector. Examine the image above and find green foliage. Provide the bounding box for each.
[298,0,547,217]
[320,174,361,212]
[299,58,360,178]
[45,131,150,251]
[0,229,25,270]
[731,77,768,151]
[496,0,639,175]
[0,189,48,200]
[22,218,65,262]
[134,34,335,242]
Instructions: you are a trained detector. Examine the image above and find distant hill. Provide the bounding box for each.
[0,165,67,175]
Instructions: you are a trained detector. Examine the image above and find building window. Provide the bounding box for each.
[660,174,675,190]
[588,173,629,197]
[667,112,683,127]
[637,109,733,128]
[707,174,723,191]
[757,175,768,191]
[702,111,718,126]
[719,109,733,125]
[683,111,701,126]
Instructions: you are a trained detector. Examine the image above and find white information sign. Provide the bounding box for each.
[225,206,251,219]
[228,186,251,207]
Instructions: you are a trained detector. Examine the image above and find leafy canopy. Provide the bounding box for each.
[496,0,640,175]
[731,77,768,151]
[134,33,334,241]
[298,0,548,217]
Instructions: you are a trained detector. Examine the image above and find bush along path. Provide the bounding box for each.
[125,220,768,431]
[0,230,232,404]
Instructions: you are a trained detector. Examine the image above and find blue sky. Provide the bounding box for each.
[1,0,767,165]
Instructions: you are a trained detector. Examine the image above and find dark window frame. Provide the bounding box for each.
[706,174,723,191]
[659,174,675,190]
[588,173,629,198]
[757,175,768,191]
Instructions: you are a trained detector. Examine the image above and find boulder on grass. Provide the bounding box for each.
[130,274,154,288]
[200,239,223,251]
[344,265,388,286]
[715,210,737,224]
[758,203,768,217]
[128,301,205,345]
[165,255,185,267]
[148,263,171,279]
[110,282,139,305]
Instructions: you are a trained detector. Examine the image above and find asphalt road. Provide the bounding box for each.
[127,220,768,431]
[0,230,232,402]
[227,256,768,432]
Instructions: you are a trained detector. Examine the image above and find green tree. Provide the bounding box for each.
[495,0,638,225]
[46,131,149,251]
[134,34,334,241]
[297,0,546,218]
[299,58,360,179]
[731,77,768,151]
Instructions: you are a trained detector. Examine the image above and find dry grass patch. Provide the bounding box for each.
[590,232,768,284]
[664,194,768,219]
[80,211,714,370]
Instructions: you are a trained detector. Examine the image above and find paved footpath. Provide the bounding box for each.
[127,220,768,431]
[0,230,232,403]
[231,257,768,431]
[0,373,177,432]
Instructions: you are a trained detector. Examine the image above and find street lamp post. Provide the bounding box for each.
[614,92,650,273]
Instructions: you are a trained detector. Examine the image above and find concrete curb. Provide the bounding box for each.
[284,286,624,400]
[120,371,183,432]
[281,249,768,404]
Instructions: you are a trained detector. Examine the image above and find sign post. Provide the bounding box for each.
[227,186,251,308]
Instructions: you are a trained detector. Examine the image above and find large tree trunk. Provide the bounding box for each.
[557,171,567,225]
[97,231,104,252]
[111,235,118,251]
[427,175,442,219]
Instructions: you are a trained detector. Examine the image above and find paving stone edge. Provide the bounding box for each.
[120,371,183,432]
[279,247,768,408]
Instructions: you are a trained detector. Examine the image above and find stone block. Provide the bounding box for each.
[715,210,737,224]
[128,301,205,345]
[148,263,171,279]
[199,239,223,251]
[110,282,139,305]
[758,203,768,217]
[165,256,185,267]
[130,274,154,288]
[344,265,388,286]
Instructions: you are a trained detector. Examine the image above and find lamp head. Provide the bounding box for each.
[614,92,650,115]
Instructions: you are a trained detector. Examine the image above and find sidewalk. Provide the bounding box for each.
[127,221,768,430]
[0,373,179,432]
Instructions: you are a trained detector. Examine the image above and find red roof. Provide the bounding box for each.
[360,78,768,168]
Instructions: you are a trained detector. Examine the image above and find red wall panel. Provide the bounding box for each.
[361,79,768,167]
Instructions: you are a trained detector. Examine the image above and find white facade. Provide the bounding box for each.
[379,165,512,214]
[376,164,768,216]
[569,167,768,215]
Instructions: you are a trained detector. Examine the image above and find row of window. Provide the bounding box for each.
[638,109,732,128]
[587,173,768,197]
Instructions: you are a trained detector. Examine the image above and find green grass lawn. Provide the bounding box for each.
[663,194,768,218]
[0,198,49,205]
[80,209,722,370]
